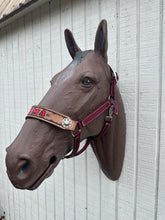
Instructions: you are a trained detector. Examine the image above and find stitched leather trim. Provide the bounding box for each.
[26,105,77,131]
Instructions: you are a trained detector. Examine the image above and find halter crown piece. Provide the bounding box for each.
[26,67,118,159]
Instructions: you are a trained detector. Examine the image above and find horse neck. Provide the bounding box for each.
[91,86,126,180]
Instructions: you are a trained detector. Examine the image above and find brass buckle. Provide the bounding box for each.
[106,105,114,120]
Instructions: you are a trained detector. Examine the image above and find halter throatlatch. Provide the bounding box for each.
[26,68,118,159]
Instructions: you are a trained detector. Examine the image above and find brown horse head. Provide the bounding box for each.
[6,20,126,190]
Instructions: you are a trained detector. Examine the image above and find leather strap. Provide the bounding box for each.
[79,99,112,127]
[26,106,77,131]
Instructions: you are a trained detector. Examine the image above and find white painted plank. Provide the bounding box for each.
[136,0,160,219]
[23,191,32,220]
[40,3,52,93]
[24,13,35,107]
[50,0,61,76]
[116,0,138,220]
[0,28,5,215]
[0,30,4,209]
[31,7,43,104]
[157,0,165,219]
[17,17,28,118]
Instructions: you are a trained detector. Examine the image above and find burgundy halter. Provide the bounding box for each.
[26,67,118,159]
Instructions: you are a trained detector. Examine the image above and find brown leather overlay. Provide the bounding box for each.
[26,106,77,131]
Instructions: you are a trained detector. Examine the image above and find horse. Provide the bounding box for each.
[6,20,126,190]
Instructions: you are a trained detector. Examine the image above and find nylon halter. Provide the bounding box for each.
[26,66,118,159]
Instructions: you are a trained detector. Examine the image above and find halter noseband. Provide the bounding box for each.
[26,67,118,159]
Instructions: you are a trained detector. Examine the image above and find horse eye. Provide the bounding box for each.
[82,77,93,86]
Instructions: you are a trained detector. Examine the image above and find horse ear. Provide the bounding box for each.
[94,20,108,62]
[64,29,81,59]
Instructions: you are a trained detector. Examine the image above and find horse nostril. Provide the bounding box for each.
[20,159,30,173]
[49,156,56,165]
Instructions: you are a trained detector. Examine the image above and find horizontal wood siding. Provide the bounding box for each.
[0,0,164,219]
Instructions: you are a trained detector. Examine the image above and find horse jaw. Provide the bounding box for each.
[91,86,126,180]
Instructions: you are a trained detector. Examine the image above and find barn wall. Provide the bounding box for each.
[0,0,164,219]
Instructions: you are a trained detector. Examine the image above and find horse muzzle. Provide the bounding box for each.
[5,145,59,190]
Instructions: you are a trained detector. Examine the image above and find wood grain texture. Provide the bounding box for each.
[136,1,161,219]
[0,0,164,219]
[117,0,138,220]
[157,0,165,219]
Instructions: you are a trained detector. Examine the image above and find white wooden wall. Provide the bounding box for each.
[0,0,164,219]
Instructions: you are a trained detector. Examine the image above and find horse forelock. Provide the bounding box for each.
[73,50,93,65]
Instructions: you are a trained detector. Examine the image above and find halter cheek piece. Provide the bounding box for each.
[26,67,118,159]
